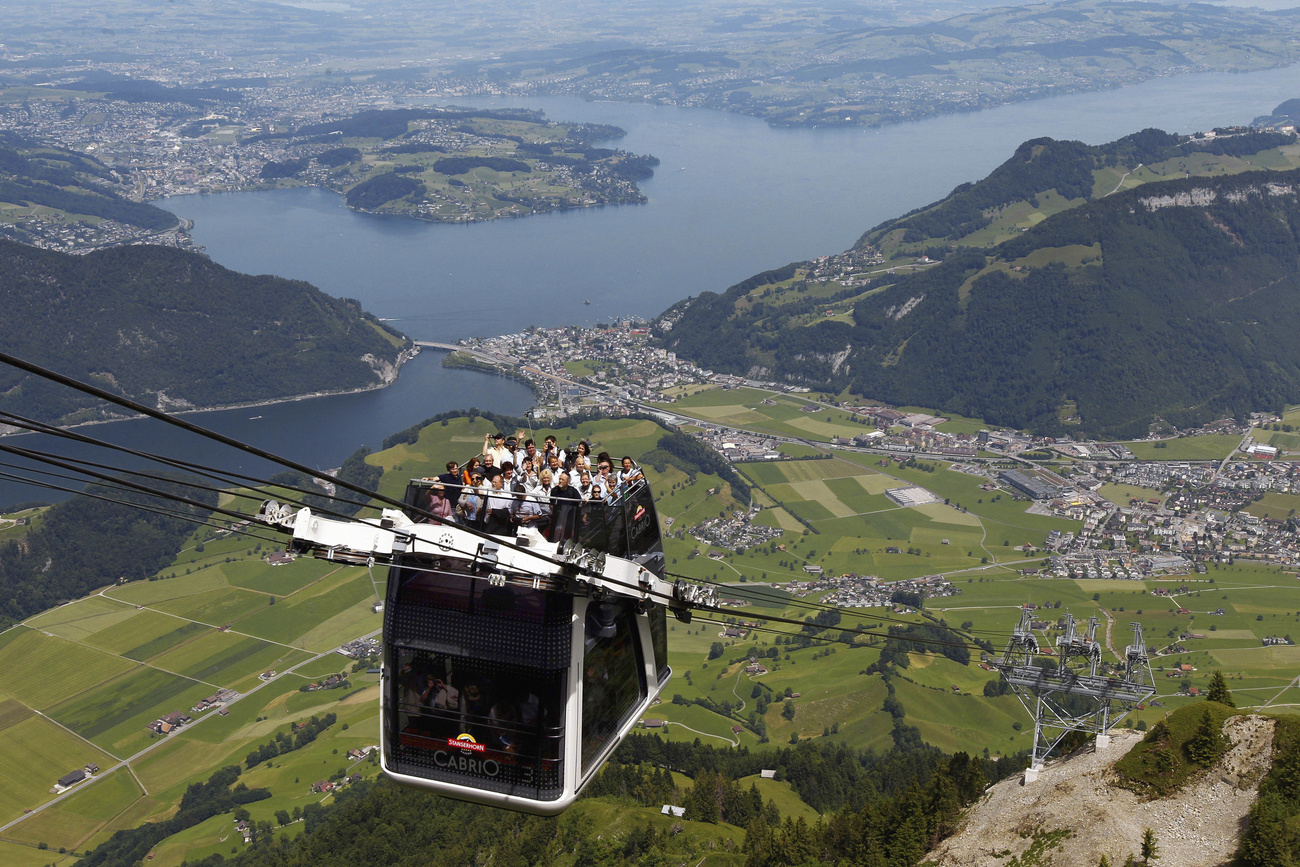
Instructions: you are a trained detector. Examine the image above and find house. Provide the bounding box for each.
[57,769,87,789]
[661,805,686,818]
[643,719,665,729]
[760,769,777,779]
[732,724,745,734]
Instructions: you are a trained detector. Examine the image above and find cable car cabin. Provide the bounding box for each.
[380,476,672,814]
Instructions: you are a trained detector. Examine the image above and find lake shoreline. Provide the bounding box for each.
[0,346,429,439]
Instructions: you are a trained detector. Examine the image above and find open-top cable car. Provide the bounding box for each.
[256,472,714,815]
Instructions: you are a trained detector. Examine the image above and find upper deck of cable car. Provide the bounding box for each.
[257,454,691,814]
[383,462,669,813]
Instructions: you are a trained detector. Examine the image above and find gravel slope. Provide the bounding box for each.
[926,716,1274,867]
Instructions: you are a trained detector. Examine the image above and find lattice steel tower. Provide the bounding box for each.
[997,609,1155,779]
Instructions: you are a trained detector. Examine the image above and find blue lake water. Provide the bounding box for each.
[166,64,1300,343]
[7,64,1300,505]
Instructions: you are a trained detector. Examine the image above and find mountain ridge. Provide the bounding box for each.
[660,132,1300,437]
[0,239,410,427]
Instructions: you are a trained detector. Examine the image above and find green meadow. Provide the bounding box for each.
[1123,434,1242,461]
[2,411,1299,864]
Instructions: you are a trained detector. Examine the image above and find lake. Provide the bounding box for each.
[7,64,1300,506]
[166,64,1300,344]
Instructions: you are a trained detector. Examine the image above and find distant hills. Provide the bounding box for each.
[0,132,180,245]
[661,125,1300,437]
[0,239,410,426]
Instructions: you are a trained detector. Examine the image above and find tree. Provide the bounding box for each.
[1205,670,1235,707]
[1140,828,1159,864]
[782,700,796,721]
[1185,708,1229,767]
[275,809,291,827]
[708,641,725,660]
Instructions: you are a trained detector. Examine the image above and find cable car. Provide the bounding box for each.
[256,471,714,815]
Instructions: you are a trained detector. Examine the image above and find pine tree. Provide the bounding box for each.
[1141,828,1159,865]
[1185,708,1229,767]
[1205,670,1235,707]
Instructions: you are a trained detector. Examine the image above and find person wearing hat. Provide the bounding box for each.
[483,432,511,469]
[424,483,454,522]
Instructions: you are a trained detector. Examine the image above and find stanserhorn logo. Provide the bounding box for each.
[633,505,646,521]
[448,733,486,752]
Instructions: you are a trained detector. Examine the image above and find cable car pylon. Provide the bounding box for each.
[996,608,1155,781]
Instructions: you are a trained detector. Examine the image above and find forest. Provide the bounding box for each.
[0,239,409,425]
[108,733,1019,867]
[664,162,1300,437]
[0,479,215,628]
[0,133,179,231]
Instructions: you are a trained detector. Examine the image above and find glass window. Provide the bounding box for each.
[580,605,646,776]
[388,646,566,799]
[648,606,670,686]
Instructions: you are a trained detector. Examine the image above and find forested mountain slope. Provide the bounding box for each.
[0,132,179,243]
[662,165,1300,437]
[0,239,409,426]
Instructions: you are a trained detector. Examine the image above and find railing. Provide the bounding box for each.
[401,464,662,564]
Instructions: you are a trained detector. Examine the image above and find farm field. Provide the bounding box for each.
[0,714,115,824]
[5,410,1300,863]
[1124,434,1242,461]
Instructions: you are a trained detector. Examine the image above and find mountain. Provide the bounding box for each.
[661,138,1300,437]
[0,239,410,426]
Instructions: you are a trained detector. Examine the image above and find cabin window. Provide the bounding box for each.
[389,647,566,800]
[648,605,670,686]
[580,605,646,777]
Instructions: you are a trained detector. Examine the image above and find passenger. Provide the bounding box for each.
[482,475,515,535]
[570,441,592,474]
[547,453,564,480]
[487,698,522,753]
[549,471,582,541]
[543,435,565,468]
[517,438,540,471]
[460,677,492,742]
[480,453,502,482]
[483,432,512,468]
[424,484,454,522]
[594,460,616,502]
[456,477,483,525]
[420,673,459,713]
[616,456,644,488]
[511,481,548,534]
[437,460,464,508]
[537,468,555,496]
[461,457,481,486]
[499,460,517,494]
[516,457,540,491]
[575,470,595,501]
